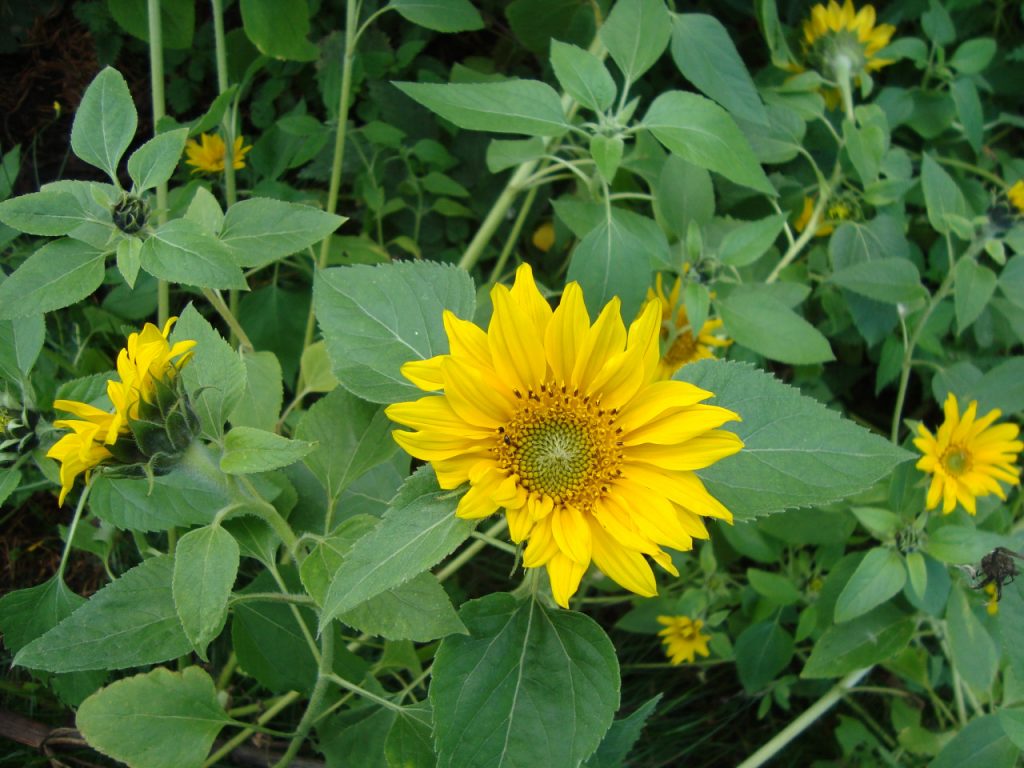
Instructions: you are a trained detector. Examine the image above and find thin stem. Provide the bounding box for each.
[735,668,871,768]
[201,288,254,352]
[229,592,317,607]
[148,0,169,325]
[485,184,538,288]
[216,652,237,691]
[56,483,92,581]
[325,674,402,712]
[202,691,302,768]
[436,519,508,582]
[272,631,335,768]
[932,155,1006,189]
[765,175,835,284]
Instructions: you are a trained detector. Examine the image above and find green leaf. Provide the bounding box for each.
[842,112,888,185]
[583,694,661,768]
[834,547,906,622]
[107,0,195,49]
[0,312,44,379]
[115,235,142,288]
[590,135,624,184]
[141,218,247,290]
[314,261,475,404]
[715,285,833,364]
[228,350,283,432]
[0,469,20,508]
[431,594,619,768]
[802,604,915,679]
[220,426,314,475]
[486,137,546,173]
[77,667,229,768]
[385,705,435,768]
[717,214,785,267]
[921,153,968,236]
[946,586,997,693]
[0,575,85,654]
[71,67,137,181]
[220,198,346,269]
[0,239,106,320]
[299,516,379,604]
[338,572,466,642]
[670,13,768,126]
[747,568,802,606]
[999,709,1024,752]
[951,77,983,152]
[643,91,774,195]
[931,715,1019,768]
[677,361,912,518]
[925,526,1015,564]
[0,190,94,236]
[600,0,671,83]
[320,467,475,629]
[950,37,997,74]
[173,525,239,659]
[999,255,1024,309]
[126,128,188,192]
[240,0,318,61]
[734,621,794,692]
[172,305,247,437]
[295,387,398,506]
[388,0,483,32]
[954,259,997,334]
[654,155,714,239]
[394,80,570,137]
[830,258,926,305]
[550,40,616,113]
[299,340,339,394]
[14,556,191,672]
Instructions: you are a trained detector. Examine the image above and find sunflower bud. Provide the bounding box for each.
[106,376,201,477]
[112,193,149,235]
[0,392,38,465]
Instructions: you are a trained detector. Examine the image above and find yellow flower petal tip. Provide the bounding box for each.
[915,392,1022,516]
[185,132,252,174]
[657,615,711,665]
[1009,180,1024,216]
[388,262,742,607]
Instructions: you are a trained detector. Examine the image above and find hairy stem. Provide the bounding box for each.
[147,0,169,325]
[272,631,335,767]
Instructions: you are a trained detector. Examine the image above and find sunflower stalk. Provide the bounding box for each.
[147,0,170,326]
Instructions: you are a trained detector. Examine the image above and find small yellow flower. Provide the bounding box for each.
[803,1,895,73]
[386,264,743,608]
[648,274,731,379]
[794,197,833,237]
[532,222,556,253]
[983,582,999,615]
[657,615,711,665]
[794,196,855,237]
[1009,180,1024,216]
[185,133,252,174]
[47,402,118,507]
[914,393,1022,515]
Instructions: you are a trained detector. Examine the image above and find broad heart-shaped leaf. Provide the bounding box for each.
[77,667,230,768]
[932,715,1019,768]
[0,239,106,320]
[600,0,671,83]
[239,0,318,61]
[677,361,913,519]
[14,556,191,672]
[431,593,619,768]
[71,67,137,181]
[219,198,346,269]
[0,190,95,236]
[583,694,661,768]
[295,387,398,506]
[141,218,247,290]
[830,258,927,305]
[834,547,907,622]
[319,467,476,629]
[314,261,476,404]
[734,620,794,692]
[921,153,969,235]
[670,13,768,126]
[954,258,997,334]
[173,525,239,659]
[643,91,774,195]
[802,603,915,679]
[220,426,314,475]
[393,80,570,137]
[388,0,483,32]
[550,40,616,113]
[127,128,188,192]
[337,572,467,642]
[715,284,834,365]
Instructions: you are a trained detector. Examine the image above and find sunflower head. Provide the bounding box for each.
[803,1,895,80]
[794,195,859,237]
[386,264,743,608]
[1009,180,1024,216]
[648,274,731,379]
[111,192,150,235]
[185,133,252,174]
[913,393,1022,515]
[657,614,711,665]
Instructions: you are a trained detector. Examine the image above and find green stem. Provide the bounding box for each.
[485,184,538,288]
[735,668,871,768]
[833,55,856,124]
[272,631,335,768]
[202,691,301,768]
[229,591,316,607]
[237,476,298,555]
[148,0,169,325]
[201,287,254,352]
[765,170,837,284]
[325,674,403,712]
[56,483,92,581]
[435,519,508,582]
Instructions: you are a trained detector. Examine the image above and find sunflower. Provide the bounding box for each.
[983,582,999,616]
[47,318,196,505]
[913,393,1022,515]
[1009,180,1024,216]
[386,264,743,608]
[657,615,711,665]
[802,1,895,76]
[184,133,252,174]
[793,196,856,237]
[649,274,731,379]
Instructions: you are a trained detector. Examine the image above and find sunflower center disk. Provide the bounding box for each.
[942,446,971,476]
[664,328,698,369]
[497,383,622,508]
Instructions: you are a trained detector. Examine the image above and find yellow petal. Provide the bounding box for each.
[572,297,626,391]
[488,284,546,392]
[509,263,554,334]
[550,504,593,566]
[545,282,589,384]
[401,357,445,391]
[545,552,587,608]
[590,521,657,598]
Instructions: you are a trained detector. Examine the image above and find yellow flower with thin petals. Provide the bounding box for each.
[648,274,731,379]
[1009,180,1024,216]
[47,402,118,506]
[185,133,252,174]
[984,582,999,615]
[386,264,743,608]
[913,393,1022,515]
[657,615,711,665]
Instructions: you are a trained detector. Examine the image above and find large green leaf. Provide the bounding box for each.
[314,260,475,404]
[219,198,346,269]
[677,361,912,518]
[70,67,137,181]
[14,556,192,672]
[239,0,318,61]
[220,427,314,475]
[228,350,283,432]
[931,715,1019,768]
[385,705,435,768]
[734,620,794,692]
[946,586,997,693]
[394,80,570,137]
[954,258,997,334]
[90,465,229,533]
[319,467,475,629]
[600,0,671,83]
[141,219,247,290]
[715,285,834,365]
[388,0,484,32]
[584,695,661,768]
[550,40,616,113]
[173,525,239,659]
[921,153,969,235]
[431,593,619,768]
[337,572,467,642]
[0,575,85,654]
[834,547,906,622]
[830,258,926,305]
[77,667,230,768]
[127,128,189,192]
[0,239,106,320]
[107,0,196,49]
[0,312,44,379]
[643,91,774,194]
[0,190,95,236]
[802,604,915,678]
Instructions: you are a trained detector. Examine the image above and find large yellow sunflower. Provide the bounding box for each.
[803,1,895,74]
[657,614,711,665]
[185,133,252,174]
[386,264,743,608]
[914,393,1022,515]
[649,274,731,378]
